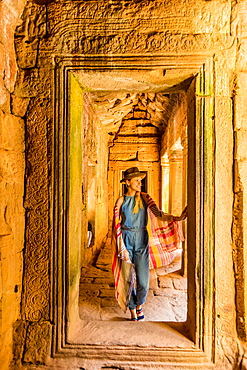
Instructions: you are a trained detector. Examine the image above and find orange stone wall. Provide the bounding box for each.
[2,0,247,369]
[0,1,27,369]
[108,106,162,223]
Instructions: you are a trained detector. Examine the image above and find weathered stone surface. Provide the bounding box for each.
[0,0,27,359]
[23,322,52,364]
[214,90,236,360]
[15,38,39,69]
[79,238,187,323]
[11,95,30,117]
[158,276,174,289]
[0,78,11,113]
[1,0,247,368]
[234,73,247,131]
[0,142,25,370]
[231,1,247,38]
[22,98,51,322]
[14,67,52,98]
[172,275,187,290]
[0,111,24,152]
[234,130,247,161]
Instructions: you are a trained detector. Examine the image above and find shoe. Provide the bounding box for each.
[136,308,145,321]
[131,317,138,321]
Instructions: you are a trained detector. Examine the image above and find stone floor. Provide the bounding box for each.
[79,238,187,322]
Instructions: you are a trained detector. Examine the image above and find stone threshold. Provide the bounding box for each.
[69,319,192,348]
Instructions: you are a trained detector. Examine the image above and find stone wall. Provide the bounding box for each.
[82,92,109,266]
[108,102,162,218]
[0,1,27,369]
[231,2,247,349]
[161,92,188,215]
[1,0,247,369]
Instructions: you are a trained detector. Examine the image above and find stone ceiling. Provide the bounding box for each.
[73,68,195,132]
[90,92,182,133]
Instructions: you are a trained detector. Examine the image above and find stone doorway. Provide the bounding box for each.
[51,55,215,363]
[52,54,214,347]
[78,87,188,323]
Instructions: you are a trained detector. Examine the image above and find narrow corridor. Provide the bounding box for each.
[79,238,187,322]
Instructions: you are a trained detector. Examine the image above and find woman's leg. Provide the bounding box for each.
[122,230,137,312]
[133,230,149,308]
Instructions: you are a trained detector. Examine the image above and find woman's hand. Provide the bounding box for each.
[173,206,188,221]
[121,248,131,262]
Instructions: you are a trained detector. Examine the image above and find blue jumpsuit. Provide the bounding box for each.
[121,195,149,310]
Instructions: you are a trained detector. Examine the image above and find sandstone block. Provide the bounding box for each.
[172,275,187,290]
[149,268,157,280]
[110,143,141,153]
[98,289,115,298]
[139,150,159,161]
[0,111,24,151]
[158,276,173,289]
[231,1,247,38]
[15,38,39,69]
[234,76,247,131]
[214,68,232,97]
[149,278,158,290]
[14,67,52,98]
[0,79,10,113]
[237,161,247,191]
[133,110,147,119]
[234,130,247,161]
[79,289,99,298]
[11,95,30,117]
[109,152,138,161]
[137,126,158,135]
[93,277,114,286]
[23,322,52,364]
[100,298,117,308]
[0,150,25,182]
[79,277,94,284]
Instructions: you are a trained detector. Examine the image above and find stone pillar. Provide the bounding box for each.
[232,72,247,341]
[181,139,188,275]
[168,146,184,215]
[161,153,169,213]
[181,137,188,210]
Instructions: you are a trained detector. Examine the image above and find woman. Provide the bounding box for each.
[111,167,187,321]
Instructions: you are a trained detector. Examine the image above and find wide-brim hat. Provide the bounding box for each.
[120,167,146,183]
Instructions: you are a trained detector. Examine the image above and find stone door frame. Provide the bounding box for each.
[52,54,215,367]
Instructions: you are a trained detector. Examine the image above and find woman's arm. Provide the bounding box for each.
[149,203,174,221]
[115,196,124,222]
[144,193,187,222]
[113,196,131,262]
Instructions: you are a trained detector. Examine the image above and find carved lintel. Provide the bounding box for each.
[47,28,234,55]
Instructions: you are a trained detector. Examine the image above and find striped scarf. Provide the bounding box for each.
[111,203,135,312]
[111,192,184,311]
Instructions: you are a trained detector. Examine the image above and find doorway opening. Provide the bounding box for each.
[53,56,215,364]
[77,88,189,323]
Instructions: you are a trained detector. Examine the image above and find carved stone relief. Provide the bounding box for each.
[23,98,51,322]
[23,321,52,364]
[231,0,247,38]
[15,0,234,61]
[47,0,230,34]
[14,66,52,98]
[13,0,239,367]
